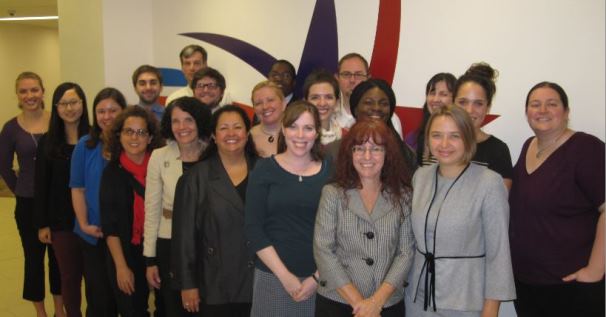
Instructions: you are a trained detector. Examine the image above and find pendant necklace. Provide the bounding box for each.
[261,125,278,143]
[536,129,567,158]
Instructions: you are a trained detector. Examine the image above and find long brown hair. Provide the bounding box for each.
[334,119,412,209]
[277,100,324,161]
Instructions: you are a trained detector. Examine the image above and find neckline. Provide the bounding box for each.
[270,155,325,180]
[525,132,576,175]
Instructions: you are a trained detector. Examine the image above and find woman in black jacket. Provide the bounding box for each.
[34,82,90,317]
[172,105,258,316]
[100,106,163,316]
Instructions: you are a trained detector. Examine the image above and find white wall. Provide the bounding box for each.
[0,23,60,124]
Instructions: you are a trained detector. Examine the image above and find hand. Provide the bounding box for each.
[277,271,303,300]
[146,265,161,289]
[181,288,200,313]
[562,266,605,283]
[38,227,51,244]
[353,297,382,317]
[116,266,135,295]
[292,276,318,302]
[81,224,103,238]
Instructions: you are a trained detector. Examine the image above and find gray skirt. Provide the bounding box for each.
[250,268,315,317]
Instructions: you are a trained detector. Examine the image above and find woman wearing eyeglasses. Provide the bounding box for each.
[33,82,90,317]
[100,107,164,315]
[191,67,226,113]
[314,119,414,317]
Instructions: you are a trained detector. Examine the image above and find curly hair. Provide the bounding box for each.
[160,97,212,141]
[104,106,164,161]
[454,62,498,107]
[277,100,324,161]
[334,119,412,209]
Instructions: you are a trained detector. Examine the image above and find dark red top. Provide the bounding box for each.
[509,132,604,285]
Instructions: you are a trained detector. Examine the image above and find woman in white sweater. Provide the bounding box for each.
[143,97,211,316]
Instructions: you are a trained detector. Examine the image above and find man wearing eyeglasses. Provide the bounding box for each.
[267,60,297,104]
[132,65,165,121]
[165,45,208,105]
[334,53,403,138]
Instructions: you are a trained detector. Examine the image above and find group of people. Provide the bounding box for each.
[0,43,603,317]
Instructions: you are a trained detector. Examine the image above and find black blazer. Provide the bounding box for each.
[171,152,257,305]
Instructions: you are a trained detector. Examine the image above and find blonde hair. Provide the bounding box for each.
[251,80,284,104]
[425,105,477,164]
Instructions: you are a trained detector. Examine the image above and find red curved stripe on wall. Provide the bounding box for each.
[369,0,400,85]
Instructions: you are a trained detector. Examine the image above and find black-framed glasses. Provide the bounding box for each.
[121,128,149,137]
[195,82,219,90]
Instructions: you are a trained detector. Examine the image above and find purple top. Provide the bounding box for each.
[509,132,605,285]
[0,117,42,197]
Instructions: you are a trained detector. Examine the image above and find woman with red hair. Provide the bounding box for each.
[313,119,414,317]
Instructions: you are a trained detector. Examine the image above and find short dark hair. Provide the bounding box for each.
[132,65,163,86]
[302,69,340,100]
[104,106,164,161]
[87,87,128,148]
[277,100,324,161]
[160,97,212,141]
[270,59,297,78]
[190,67,226,91]
[525,81,569,110]
[45,82,90,159]
[200,105,258,160]
[179,44,208,64]
[455,62,498,106]
[337,53,369,74]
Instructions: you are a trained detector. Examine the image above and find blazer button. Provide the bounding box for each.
[319,280,327,287]
[247,260,254,268]
[365,232,375,239]
[246,240,251,247]
[207,247,214,255]
[365,258,374,266]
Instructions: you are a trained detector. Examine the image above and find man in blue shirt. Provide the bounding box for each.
[132,64,165,121]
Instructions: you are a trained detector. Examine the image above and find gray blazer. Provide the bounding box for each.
[408,163,516,312]
[313,184,415,307]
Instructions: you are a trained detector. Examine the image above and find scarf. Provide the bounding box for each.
[119,151,151,245]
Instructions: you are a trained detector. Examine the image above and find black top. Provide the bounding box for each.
[245,156,334,276]
[182,161,197,172]
[33,134,76,231]
[235,176,248,202]
[472,135,513,179]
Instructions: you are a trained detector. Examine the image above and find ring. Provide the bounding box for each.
[185,303,190,307]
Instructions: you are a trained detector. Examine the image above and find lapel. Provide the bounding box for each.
[207,153,245,212]
[346,189,393,223]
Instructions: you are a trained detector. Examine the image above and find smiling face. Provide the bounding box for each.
[454,82,489,130]
[253,86,285,126]
[171,106,199,146]
[355,87,391,123]
[214,111,247,156]
[526,87,569,135]
[120,116,151,162]
[282,111,318,158]
[16,78,44,111]
[307,82,337,124]
[95,98,123,132]
[427,80,453,114]
[193,76,223,109]
[428,116,466,168]
[336,57,368,98]
[56,89,84,125]
[268,62,295,97]
[352,139,385,182]
[135,72,162,105]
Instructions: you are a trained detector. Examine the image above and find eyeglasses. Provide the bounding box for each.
[195,82,219,90]
[121,128,149,137]
[338,72,368,80]
[352,145,385,156]
[268,71,293,80]
[56,99,82,108]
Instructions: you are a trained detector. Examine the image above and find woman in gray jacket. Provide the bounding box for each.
[314,119,415,317]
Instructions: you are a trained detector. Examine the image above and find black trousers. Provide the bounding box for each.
[106,243,150,317]
[14,196,61,301]
[79,237,117,317]
[156,238,195,317]
[514,278,605,317]
[315,294,405,317]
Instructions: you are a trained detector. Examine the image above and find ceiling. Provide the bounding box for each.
[0,0,57,28]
